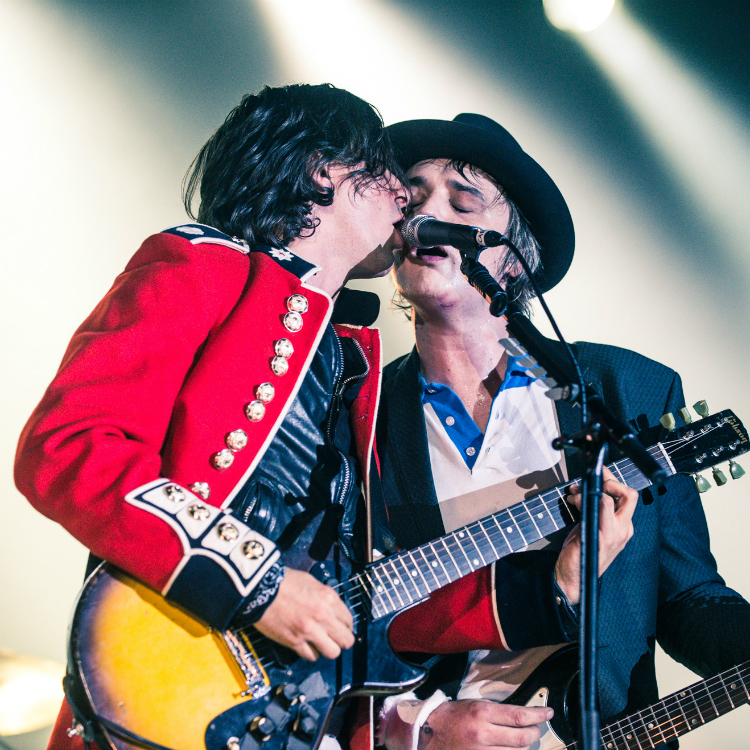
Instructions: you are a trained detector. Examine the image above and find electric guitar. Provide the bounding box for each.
[67,409,748,750]
[505,643,750,749]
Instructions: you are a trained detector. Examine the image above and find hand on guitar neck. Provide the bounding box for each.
[253,568,355,662]
[554,466,639,605]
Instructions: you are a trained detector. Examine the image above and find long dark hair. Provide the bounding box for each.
[183,83,406,248]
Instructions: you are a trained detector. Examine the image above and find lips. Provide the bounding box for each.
[415,246,448,258]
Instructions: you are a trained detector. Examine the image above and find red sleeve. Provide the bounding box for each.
[388,566,506,653]
[14,233,249,595]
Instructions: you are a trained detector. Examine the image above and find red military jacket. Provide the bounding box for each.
[15,224,502,750]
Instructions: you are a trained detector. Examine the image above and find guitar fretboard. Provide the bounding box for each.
[588,659,750,750]
[360,445,670,621]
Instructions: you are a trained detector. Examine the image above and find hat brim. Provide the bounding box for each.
[387,118,574,294]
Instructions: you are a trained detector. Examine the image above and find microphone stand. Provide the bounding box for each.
[459,247,666,750]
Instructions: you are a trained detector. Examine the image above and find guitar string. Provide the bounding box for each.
[604,662,750,744]
[299,424,731,623]
[276,426,729,622]
[565,661,750,749]
[227,423,738,680]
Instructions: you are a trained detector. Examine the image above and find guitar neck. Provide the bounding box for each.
[365,445,671,620]
[595,659,750,750]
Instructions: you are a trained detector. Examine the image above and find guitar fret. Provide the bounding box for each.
[464,521,495,570]
[599,723,617,750]
[717,672,735,710]
[405,549,431,596]
[525,497,554,539]
[350,572,374,614]
[608,720,632,750]
[474,521,495,564]
[648,701,675,745]
[622,711,646,750]
[453,528,482,571]
[506,505,531,547]
[730,664,750,701]
[361,570,385,619]
[662,690,690,738]
[538,494,565,531]
[381,559,408,609]
[416,547,442,591]
[696,677,721,719]
[421,543,451,589]
[458,531,487,570]
[439,536,471,579]
[488,513,515,553]
[553,486,576,524]
[611,459,627,484]
[685,684,706,729]
[391,554,423,603]
[370,566,398,615]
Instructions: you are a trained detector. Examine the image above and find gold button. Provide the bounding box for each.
[283,311,303,333]
[271,356,289,376]
[287,294,309,314]
[245,400,266,422]
[187,503,211,520]
[226,429,248,451]
[255,382,275,404]
[217,522,240,542]
[212,449,234,470]
[164,484,185,503]
[274,338,294,358]
[242,539,265,559]
[189,482,211,500]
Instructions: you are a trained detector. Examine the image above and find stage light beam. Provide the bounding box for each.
[543,0,615,32]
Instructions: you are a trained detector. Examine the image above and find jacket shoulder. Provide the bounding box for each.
[575,340,677,384]
[160,223,250,253]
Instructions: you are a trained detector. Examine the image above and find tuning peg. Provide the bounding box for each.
[659,413,676,431]
[678,407,693,425]
[730,460,746,480]
[693,474,711,493]
[693,400,709,417]
[712,467,728,486]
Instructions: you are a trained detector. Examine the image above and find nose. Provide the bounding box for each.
[407,190,450,222]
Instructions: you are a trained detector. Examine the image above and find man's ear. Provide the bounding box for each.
[308,154,334,193]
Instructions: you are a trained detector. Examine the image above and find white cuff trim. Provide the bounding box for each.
[377,690,450,750]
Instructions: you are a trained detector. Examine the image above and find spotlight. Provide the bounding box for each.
[543,0,615,32]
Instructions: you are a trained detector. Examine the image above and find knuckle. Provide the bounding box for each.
[519,726,542,746]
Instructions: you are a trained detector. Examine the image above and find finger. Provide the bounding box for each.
[295,642,320,662]
[486,723,543,749]
[306,627,344,660]
[314,581,355,630]
[486,704,554,728]
[323,613,356,650]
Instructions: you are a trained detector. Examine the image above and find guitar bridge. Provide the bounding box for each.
[222,629,271,698]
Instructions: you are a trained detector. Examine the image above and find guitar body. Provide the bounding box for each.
[69,548,425,750]
[503,644,578,750]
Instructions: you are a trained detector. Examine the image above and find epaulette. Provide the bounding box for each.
[162,223,320,281]
[162,223,250,254]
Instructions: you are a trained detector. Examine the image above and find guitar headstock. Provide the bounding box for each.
[663,408,748,488]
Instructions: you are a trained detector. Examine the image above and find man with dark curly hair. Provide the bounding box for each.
[15,83,410,750]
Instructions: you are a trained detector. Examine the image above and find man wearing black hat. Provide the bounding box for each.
[373,114,750,750]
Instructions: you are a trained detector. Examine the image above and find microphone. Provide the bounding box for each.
[400,215,506,251]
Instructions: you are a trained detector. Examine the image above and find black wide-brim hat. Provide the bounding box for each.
[387,113,575,293]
